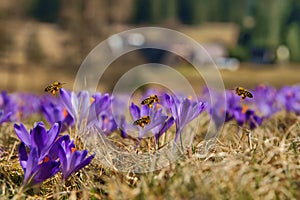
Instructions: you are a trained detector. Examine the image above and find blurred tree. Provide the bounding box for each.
[132,0,152,23]
[177,0,193,24]
[161,0,178,22]
[29,0,61,22]
[285,0,300,62]
[286,23,300,62]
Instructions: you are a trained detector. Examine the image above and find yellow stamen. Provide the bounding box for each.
[39,156,50,165]
[90,97,95,104]
[63,108,68,118]
[242,105,248,114]
[71,147,76,153]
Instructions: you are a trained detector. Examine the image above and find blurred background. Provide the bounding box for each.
[0,0,299,93]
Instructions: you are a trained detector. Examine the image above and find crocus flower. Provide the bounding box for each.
[130,103,168,139]
[152,116,174,145]
[229,105,263,130]
[15,122,62,187]
[60,89,92,127]
[164,94,206,141]
[60,88,113,130]
[58,135,95,180]
[41,100,74,132]
[14,122,61,158]
[252,84,279,118]
[14,121,95,186]
[12,93,41,119]
[18,143,60,187]
[277,85,300,115]
[0,91,16,124]
[0,109,12,125]
[93,114,117,135]
[91,93,119,135]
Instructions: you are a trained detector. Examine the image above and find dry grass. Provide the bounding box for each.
[0,112,300,199]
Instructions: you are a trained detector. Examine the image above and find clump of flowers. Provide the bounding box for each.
[1,84,300,190]
[14,121,95,188]
[0,91,17,124]
[164,94,206,141]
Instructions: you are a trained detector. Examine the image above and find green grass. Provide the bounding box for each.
[1,112,300,199]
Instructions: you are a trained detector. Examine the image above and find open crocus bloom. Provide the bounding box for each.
[164,94,206,141]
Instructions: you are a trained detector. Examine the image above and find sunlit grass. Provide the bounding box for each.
[1,112,299,199]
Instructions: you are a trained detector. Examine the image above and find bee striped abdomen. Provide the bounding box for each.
[235,87,253,100]
[44,82,64,96]
[133,116,151,128]
[141,95,159,108]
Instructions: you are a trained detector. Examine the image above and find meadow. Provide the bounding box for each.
[0,65,300,200]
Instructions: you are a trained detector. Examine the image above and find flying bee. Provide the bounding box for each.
[141,95,159,108]
[235,87,253,100]
[133,116,151,128]
[44,82,65,95]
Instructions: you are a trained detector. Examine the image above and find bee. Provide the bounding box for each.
[235,87,253,100]
[133,116,151,128]
[44,82,64,95]
[141,95,159,108]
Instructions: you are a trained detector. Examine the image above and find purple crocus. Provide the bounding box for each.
[60,88,114,132]
[151,116,174,145]
[14,121,95,186]
[0,109,12,125]
[41,100,74,132]
[14,122,62,187]
[18,143,60,186]
[58,136,95,180]
[0,91,16,124]
[93,114,117,135]
[59,89,93,127]
[277,85,300,115]
[164,94,206,141]
[252,84,279,118]
[12,93,42,119]
[230,105,263,130]
[130,103,168,139]
[14,122,61,158]
[91,93,118,135]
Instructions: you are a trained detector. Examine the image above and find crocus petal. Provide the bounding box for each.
[155,117,174,142]
[95,93,111,116]
[130,103,141,121]
[44,122,61,150]
[78,91,91,123]
[31,160,60,185]
[18,142,28,170]
[164,94,179,119]
[30,123,47,155]
[140,105,150,117]
[23,148,39,185]
[60,88,77,119]
[179,99,192,127]
[48,135,70,160]
[58,143,68,176]
[14,123,31,147]
[63,153,95,180]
